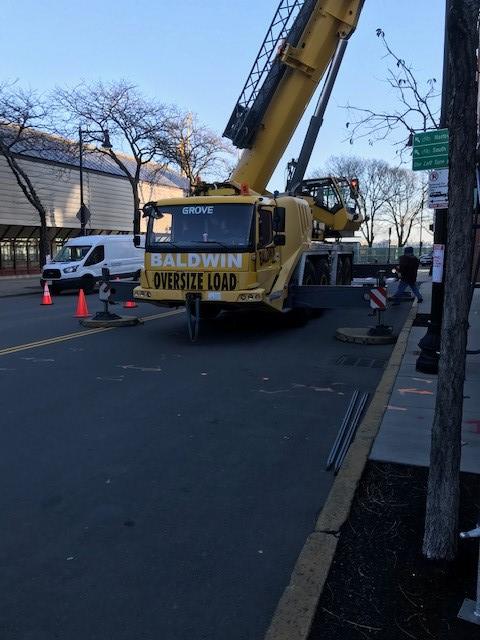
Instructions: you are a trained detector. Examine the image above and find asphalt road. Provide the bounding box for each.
[0,293,409,640]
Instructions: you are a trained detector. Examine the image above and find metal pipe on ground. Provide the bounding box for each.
[334,392,369,474]
[326,390,359,470]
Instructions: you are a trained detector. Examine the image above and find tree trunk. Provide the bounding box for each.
[39,212,49,268]
[130,179,141,235]
[0,148,51,268]
[422,0,478,560]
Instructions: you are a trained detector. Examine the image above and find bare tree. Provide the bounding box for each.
[380,166,426,247]
[55,80,172,234]
[0,82,52,266]
[422,0,479,561]
[321,156,391,246]
[163,111,234,189]
[344,30,440,157]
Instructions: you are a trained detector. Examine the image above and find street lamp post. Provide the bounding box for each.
[415,1,450,374]
[419,206,424,256]
[387,227,392,264]
[78,127,112,236]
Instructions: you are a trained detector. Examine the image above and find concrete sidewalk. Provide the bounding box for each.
[0,275,41,298]
[371,282,480,474]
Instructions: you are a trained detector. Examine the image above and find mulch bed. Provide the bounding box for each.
[308,462,480,640]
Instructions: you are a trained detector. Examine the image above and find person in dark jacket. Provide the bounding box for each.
[392,247,423,303]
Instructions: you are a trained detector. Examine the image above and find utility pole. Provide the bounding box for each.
[77,127,111,236]
[423,0,479,561]
[79,126,86,236]
[416,1,450,374]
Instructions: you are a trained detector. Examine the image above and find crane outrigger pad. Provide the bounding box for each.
[288,285,372,309]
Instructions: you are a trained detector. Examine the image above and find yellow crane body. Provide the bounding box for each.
[133,0,366,326]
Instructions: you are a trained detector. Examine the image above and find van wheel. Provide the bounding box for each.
[50,285,61,296]
[134,269,141,281]
[81,275,95,294]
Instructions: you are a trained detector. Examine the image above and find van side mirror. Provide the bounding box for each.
[273,207,286,232]
[133,235,141,247]
[274,234,286,246]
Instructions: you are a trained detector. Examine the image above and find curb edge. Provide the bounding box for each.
[264,303,418,640]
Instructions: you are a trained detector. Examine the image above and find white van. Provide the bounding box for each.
[40,235,144,294]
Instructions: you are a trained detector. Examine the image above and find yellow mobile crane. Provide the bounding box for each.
[133,0,366,334]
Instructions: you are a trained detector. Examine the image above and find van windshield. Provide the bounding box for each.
[53,245,92,262]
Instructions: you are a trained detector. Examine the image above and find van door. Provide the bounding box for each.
[106,241,125,277]
[113,240,142,277]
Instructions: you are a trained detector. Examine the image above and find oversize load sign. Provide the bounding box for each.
[412,129,449,171]
[153,271,237,291]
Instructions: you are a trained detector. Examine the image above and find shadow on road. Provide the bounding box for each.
[160,308,329,346]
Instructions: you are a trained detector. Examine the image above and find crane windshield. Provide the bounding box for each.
[146,203,255,252]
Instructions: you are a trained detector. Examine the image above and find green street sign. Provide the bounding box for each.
[413,143,448,158]
[413,155,449,171]
[412,128,449,171]
[413,129,448,145]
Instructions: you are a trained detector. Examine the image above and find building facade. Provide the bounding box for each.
[0,142,186,274]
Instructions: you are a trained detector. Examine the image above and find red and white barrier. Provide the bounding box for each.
[369,287,387,310]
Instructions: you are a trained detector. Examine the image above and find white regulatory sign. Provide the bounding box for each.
[432,244,445,283]
[428,169,448,209]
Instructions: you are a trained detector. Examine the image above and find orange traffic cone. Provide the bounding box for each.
[75,289,90,318]
[41,282,53,305]
[123,300,138,309]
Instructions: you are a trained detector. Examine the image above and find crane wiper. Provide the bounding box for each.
[197,239,233,250]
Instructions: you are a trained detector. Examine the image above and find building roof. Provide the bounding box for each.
[0,125,188,191]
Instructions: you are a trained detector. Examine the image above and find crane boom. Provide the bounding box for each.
[225,0,364,193]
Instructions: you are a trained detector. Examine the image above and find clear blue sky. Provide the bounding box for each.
[2,0,444,189]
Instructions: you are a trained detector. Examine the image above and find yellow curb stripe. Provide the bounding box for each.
[265,303,419,640]
[0,309,183,357]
